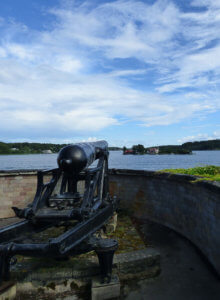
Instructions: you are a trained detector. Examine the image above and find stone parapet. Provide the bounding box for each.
[0,171,37,218]
[109,169,220,276]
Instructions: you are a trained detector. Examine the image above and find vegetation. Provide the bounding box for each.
[106,213,146,253]
[0,138,219,155]
[147,139,220,154]
[161,165,220,181]
[158,145,192,154]
[182,139,220,151]
[0,142,67,155]
[108,146,122,151]
[0,142,11,154]
[124,144,192,155]
[123,144,147,154]
[0,141,122,155]
[132,144,145,154]
[157,139,220,153]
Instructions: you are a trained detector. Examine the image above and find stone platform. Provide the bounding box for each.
[10,248,159,299]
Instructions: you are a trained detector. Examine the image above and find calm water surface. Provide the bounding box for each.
[0,151,219,171]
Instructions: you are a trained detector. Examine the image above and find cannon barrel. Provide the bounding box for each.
[57,140,108,174]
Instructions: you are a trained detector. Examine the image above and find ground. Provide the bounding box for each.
[123,219,220,300]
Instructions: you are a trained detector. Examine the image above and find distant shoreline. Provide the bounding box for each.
[0,149,220,156]
[0,139,220,155]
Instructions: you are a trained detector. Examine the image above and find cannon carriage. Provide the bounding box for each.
[0,141,118,284]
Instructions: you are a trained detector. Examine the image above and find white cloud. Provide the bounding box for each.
[0,0,219,139]
[107,69,147,77]
[81,137,98,142]
[191,0,220,8]
[178,131,220,143]
[55,56,82,73]
[48,0,180,63]
[46,0,220,96]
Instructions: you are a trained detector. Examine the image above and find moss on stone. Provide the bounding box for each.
[105,213,146,253]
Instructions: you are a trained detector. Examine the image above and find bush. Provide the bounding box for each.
[161,165,220,181]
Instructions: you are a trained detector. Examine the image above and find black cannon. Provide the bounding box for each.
[0,141,118,284]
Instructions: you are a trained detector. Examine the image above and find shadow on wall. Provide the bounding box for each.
[109,169,220,276]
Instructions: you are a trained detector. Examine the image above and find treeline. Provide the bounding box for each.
[182,139,220,150]
[108,147,122,151]
[0,139,219,155]
[0,142,67,154]
[124,144,192,154]
[0,142,11,154]
[0,142,122,155]
[158,145,191,154]
[123,139,220,155]
[158,139,220,153]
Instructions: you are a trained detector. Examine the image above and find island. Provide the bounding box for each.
[123,144,191,155]
[123,139,220,155]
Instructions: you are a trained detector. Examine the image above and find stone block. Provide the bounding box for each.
[91,275,120,300]
[114,248,160,275]
[105,212,117,233]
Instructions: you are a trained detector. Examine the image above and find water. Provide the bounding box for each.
[0,151,219,171]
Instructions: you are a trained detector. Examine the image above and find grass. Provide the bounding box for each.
[160,165,220,181]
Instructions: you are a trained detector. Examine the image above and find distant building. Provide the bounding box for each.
[42,150,52,154]
[147,147,159,154]
[123,149,135,155]
[11,148,18,151]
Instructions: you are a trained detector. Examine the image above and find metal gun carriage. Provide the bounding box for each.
[0,141,118,284]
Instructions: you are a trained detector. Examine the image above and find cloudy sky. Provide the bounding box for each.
[0,0,219,146]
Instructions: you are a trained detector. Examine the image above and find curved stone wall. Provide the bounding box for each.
[109,169,220,275]
[0,169,219,275]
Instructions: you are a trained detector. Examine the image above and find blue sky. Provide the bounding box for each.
[0,0,219,147]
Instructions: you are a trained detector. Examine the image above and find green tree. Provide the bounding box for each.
[132,144,145,154]
[0,142,11,154]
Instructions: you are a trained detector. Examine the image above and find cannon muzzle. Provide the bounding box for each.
[57,141,108,174]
